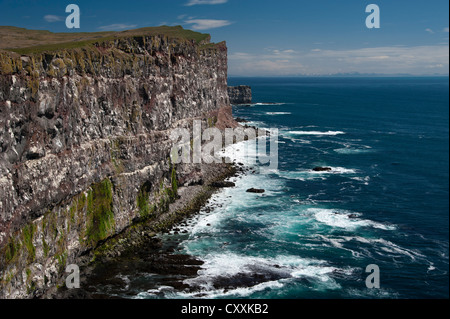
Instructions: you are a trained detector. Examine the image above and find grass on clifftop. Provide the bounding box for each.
[0,25,211,55]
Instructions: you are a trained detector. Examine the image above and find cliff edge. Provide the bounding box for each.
[0,26,237,298]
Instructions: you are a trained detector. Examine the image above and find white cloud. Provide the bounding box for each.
[98,24,137,31]
[229,45,450,76]
[185,0,228,6]
[229,49,304,76]
[425,28,435,34]
[427,64,445,69]
[263,48,298,57]
[44,15,64,22]
[184,19,232,30]
[444,27,449,33]
[229,57,304,76]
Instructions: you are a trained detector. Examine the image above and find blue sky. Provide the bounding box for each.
[0,0,448,75]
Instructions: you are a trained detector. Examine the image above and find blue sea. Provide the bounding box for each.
[176,77,449,299]
[96,77,450,299]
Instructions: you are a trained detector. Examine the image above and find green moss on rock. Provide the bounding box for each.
[137,182,152,220]
[171,167,178,197]
[84,178,115,247]
[22,224,36,263]
[3,236,21,264]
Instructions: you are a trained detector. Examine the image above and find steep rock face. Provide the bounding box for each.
[228,85,252,104]
[0,28,235,298]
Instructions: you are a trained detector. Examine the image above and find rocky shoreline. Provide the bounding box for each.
[52,160,255,299]
[51,126,265,299]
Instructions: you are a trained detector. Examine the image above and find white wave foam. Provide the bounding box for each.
[265,112,292,115]
[334,148,373,154]
[178,280,285,299]
[311,235,428,263]
[350,176,371,185]
[344,287,398,299]
[307,208,396,231]
[325,167,358,174]
[255,102,286,106]
[243,120,267,128]
[281,136,312,144]
[135,286,176,299]
[235,102,286,107]
[373,238,426,261]
[217,139,259,166]
[288,130,345,136]
[275,167,358,181]
[181,253,342,297]
[115,274,131,291]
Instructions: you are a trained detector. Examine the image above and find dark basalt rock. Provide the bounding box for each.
[246,188,265,193]
[228,86,252,104]
[313,167,333,172]
[235,117,248,123]
[210,181,236,188]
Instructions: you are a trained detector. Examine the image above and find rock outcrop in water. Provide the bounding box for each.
[228,85,252,104]
[313,167,332,172]
[0,26,237,298]
[246,188,265,193]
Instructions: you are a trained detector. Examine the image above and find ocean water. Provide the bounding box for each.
[95,77,449,299]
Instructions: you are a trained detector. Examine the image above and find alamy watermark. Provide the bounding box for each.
[366,4,381,29]
[169,120,279,170]
[65,4,80,29]
[365,264,381,289]
[65,264,80,289]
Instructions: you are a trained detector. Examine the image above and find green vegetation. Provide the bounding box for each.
[27,74,39,99]
[3,236,21,264]
[137,182,153,220]
[0,51,22,74]
[0,53,13,73]
[1,25,211,55]
[77,192,87,213]
[26,268,32,280]
[208,116,218,128]
[55,252,68,270]
[125,26,211,44]
[11,40,100,55]
[137,165,178,221]
[22,224,36,262]
[42,236,50,258]
[84,178,115,247]
[170,167,178,198]
[26,280,36,295]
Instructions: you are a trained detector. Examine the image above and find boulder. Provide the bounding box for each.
[210,181,236,188]
[313,167,332,172]
[246,188,265,193]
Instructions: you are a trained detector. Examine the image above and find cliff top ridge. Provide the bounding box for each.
[0,25,212,54]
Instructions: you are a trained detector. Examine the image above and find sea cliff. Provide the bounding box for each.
[228,85,252,104]
[0,26,237,298]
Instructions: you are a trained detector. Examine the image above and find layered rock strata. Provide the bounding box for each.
[0,26,237,298]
